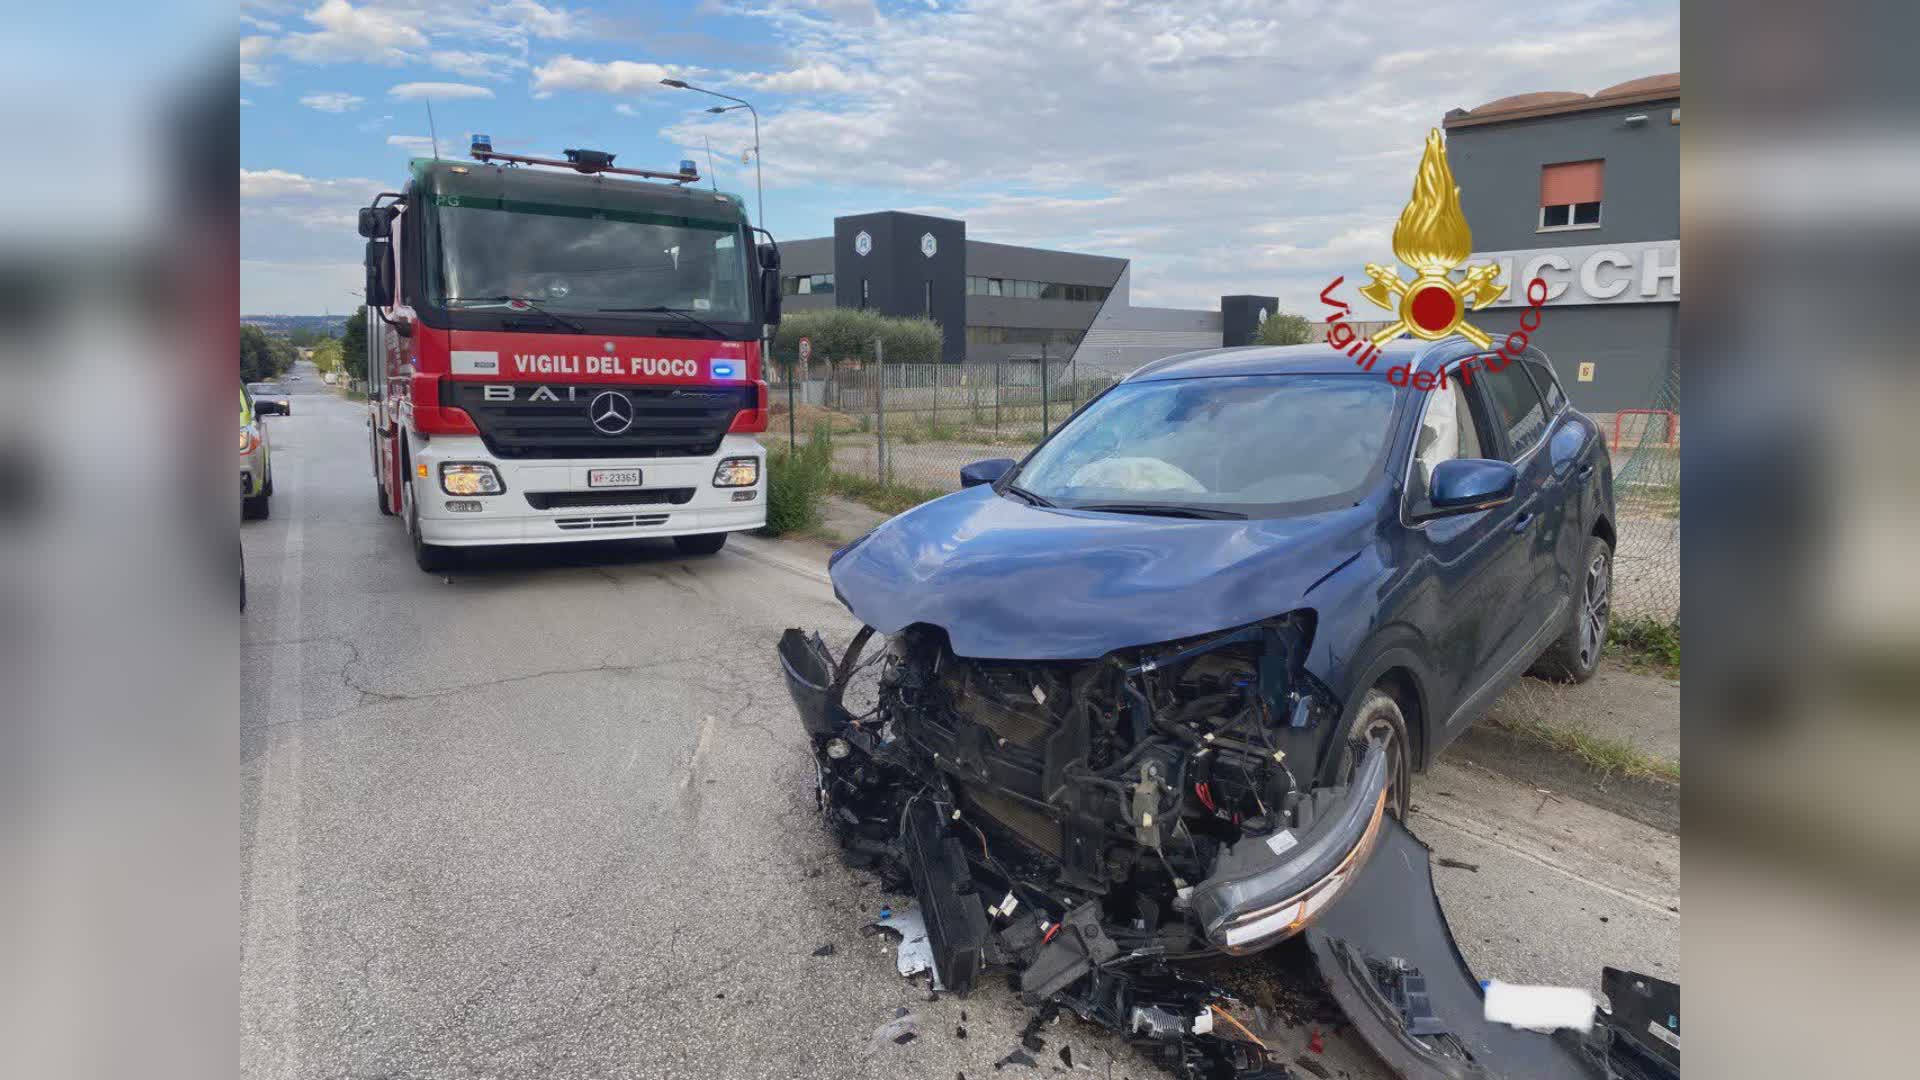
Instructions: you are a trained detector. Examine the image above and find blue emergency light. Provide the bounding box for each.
[709,361,737,380]
[471,133,493,154]
[680,159,698,175]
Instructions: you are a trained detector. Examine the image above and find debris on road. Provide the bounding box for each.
[779,626,1681,1079]
[812,942,836,956]
[867,1009,921,1053]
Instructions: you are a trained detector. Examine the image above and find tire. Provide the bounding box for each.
[1341,689,1412,820]
[243,492,270,520]
[406,482,457,573]
[673,532,728,556]
[1530,536,1613,684]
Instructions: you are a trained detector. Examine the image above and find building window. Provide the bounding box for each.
[783,273,835,296]
[1539,159,1603,232]
[964,326,1085,348]
[967,276,1113,303]
[860,278,869,308]
[925,280,933,314]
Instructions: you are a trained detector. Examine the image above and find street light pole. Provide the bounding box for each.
[661,80,778,440]
[659,80,763,234]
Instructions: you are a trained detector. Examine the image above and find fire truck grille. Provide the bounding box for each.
[449,384,749,460]
[525,489,695,510]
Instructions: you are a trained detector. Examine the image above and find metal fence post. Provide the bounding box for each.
[1041,343,1050,436]
[994,358,1002,435]
[787,351,798,450]
[874,337,887,485]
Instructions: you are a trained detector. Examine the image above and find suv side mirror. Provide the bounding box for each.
[960,458,1016,488]
[1426,458,1517,515]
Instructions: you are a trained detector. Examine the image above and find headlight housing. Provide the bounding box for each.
[439,462,504,496]
[712,456,760,487]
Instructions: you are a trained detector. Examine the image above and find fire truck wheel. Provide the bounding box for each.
[243,492,270,520]
[673,532,728,556]
[407,485,457,573]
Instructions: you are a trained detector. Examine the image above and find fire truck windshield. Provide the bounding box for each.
[430,200,752,325]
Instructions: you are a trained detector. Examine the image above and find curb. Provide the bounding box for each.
[1445,722,1679,834]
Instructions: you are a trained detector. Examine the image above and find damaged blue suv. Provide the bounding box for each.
[780,340,1638,1079]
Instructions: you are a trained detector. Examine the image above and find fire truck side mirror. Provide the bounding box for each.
[364,240,394,308]
[357,206,394,239]
[760,267,782,328]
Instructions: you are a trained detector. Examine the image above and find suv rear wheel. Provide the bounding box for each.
[1530,536,1612,684]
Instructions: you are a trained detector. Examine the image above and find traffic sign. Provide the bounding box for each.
[798,336,812,362]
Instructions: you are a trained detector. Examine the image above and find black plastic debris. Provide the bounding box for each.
[813,943,836,956]
[956,1024,969,1039]
[1059,1045,1074,1068]
[997,1049,1039,1069]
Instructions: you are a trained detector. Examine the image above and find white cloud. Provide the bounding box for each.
[299,92,367,113]
[531,55,679,98]
[736,62,876,95]
[279,0,427,64]
[386,134,438,153]
[241,168,386,233]
[240,35,274,84]
[689,0,1677,311]
[241,97,254,107]
[389,81,495,101]
[429,49,523,79]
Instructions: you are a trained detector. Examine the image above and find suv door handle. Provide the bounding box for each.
[1577,463,1596,480]
[1511,512,1536,534]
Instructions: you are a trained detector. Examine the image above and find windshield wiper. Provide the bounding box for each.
[1073,502,1247,520]
[445,295,584,333]
[1002,483,1055,508]
[597,305,727,338]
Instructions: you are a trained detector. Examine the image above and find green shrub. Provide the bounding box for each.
[761,425,835,536]
[1609,614,1681,673]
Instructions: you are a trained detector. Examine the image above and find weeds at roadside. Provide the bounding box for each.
[1494,715,1681,784]
[830,471,948,517]
[761,423,834,537]
[1609,614,1680,678]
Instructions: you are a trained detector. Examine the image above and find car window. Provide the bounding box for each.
[1521,355,1567,413]
[1481,360,1549,459]
[1407,375,1488,509]
[1014,374,1398,517]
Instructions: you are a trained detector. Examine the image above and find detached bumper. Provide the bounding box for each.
[1189,741,1391,953]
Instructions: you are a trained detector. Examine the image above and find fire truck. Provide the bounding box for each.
[357,137,780,571]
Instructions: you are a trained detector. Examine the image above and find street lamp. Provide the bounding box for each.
[658,79,763,234]
[662,78,787,444]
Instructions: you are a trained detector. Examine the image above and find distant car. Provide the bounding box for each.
[287,374,302,382]
[248,381,291,416]
[241,385,274,520]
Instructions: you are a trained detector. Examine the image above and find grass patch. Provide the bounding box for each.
[830,470,948,516]
[1494,715,1681,784]
[1609,614,1680,678]
[760,423,834,537]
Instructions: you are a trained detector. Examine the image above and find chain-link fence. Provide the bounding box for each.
[769,348,1123,497]
[1594,365,1681,624]
[769,345,1680,626]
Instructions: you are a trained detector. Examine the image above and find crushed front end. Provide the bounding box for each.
[777,615,1389,1079]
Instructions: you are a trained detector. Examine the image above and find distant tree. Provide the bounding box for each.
[771,308,943,375]
[1255,311,1313,346]
[240,324,284,383]
[310,338,343,374]
[340,305,369,382]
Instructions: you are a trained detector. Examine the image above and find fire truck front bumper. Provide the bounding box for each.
[409,435,767,546]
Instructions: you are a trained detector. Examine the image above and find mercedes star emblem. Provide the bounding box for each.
[588,390,634,435]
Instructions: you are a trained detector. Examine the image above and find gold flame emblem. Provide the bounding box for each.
[1358,129,1505,348]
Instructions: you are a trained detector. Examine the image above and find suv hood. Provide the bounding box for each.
[829,484,1374,660]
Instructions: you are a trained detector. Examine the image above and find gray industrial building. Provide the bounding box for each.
[1444,72,1680,412]
[778,211,1272,371]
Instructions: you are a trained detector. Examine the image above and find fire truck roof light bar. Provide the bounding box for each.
[468,135,697,183]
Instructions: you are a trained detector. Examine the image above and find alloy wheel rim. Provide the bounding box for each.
[1578,551,1612,669]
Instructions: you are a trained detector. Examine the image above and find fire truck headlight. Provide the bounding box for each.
[712,457,760,487]
[440,462,505,496]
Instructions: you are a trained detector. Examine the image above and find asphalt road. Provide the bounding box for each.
[242,363,1680,1079]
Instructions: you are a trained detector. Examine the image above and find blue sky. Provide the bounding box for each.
[241,0,1678,316]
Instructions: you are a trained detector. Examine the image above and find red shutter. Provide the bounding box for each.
[1540,160,1604,205]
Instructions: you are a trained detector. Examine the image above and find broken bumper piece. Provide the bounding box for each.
[1306,816,1680,1080]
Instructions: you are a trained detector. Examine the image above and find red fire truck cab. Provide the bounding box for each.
[358,141,779,571]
